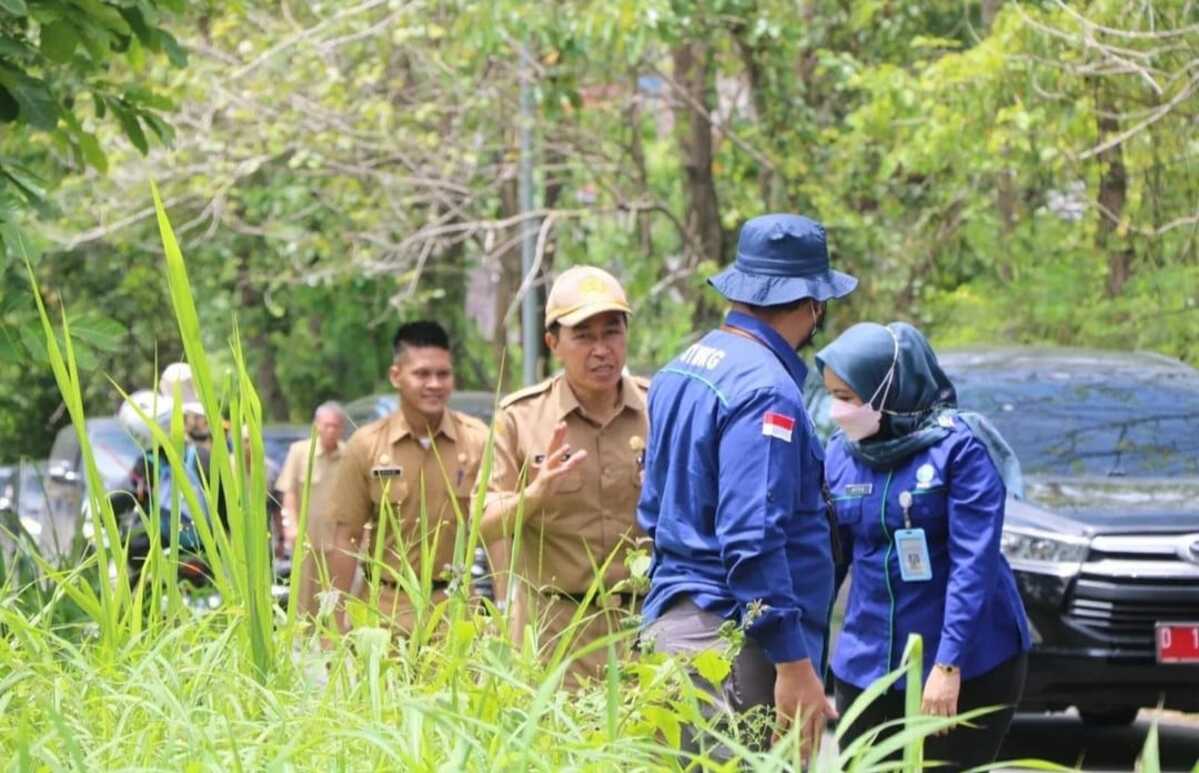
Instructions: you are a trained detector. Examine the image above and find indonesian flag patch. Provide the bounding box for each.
[762,411,796,442]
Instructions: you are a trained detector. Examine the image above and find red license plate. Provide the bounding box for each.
[1155,623,1199,663]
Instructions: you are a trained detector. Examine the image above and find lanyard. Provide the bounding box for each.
[721,322,808,392]
[721,323,770,348]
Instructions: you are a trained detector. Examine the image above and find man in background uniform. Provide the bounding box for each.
[637,213,857,758]
[319,321,488,634]
[158,362,211,450]
[479,266,648,683]
[278,401,347,617]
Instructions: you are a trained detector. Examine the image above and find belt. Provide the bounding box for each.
[552,590,640,609]
[368,571,451,593]
[376,580,450,592]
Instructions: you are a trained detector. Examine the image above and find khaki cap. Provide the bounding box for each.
[544,266,632,329]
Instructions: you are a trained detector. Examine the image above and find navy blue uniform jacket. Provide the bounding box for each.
[638,311,834,668]
[826,420,1030,689]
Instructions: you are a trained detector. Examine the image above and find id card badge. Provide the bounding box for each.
[895,528,933,582]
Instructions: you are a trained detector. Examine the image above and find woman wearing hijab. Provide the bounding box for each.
[816,322,1030,770]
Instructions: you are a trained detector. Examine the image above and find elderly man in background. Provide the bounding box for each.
[278,401,347,617]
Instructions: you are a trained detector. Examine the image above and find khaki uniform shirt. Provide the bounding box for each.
[327,408,489,585]
[277,438,345,544]
[485,373,649,596]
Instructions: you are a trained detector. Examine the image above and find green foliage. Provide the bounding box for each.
[3,0,1198,462]
[0,0,185,212]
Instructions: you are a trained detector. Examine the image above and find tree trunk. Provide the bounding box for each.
[982,0,1004,31]
[236,249,284,418]
[734,35,777,208]
[671,41,726,327]
[986,0,1015,282]
[1094,88,1135,297]
[493,166,522,391]
[625,76,655,259]
[994,158,1018,283]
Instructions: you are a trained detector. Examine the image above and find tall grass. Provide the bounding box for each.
[0,194,1169,770]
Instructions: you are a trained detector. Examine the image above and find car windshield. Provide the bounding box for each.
[953,371,1199,478]
[90,425,145,490]
[807,360,1199,478]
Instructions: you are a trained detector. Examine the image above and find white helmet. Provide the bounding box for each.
[119,389,174,446]
[159,361,203,416]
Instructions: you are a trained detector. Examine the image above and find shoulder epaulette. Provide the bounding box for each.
[499,377,556,409]
[347,414,389,446]
[454,409,490,434]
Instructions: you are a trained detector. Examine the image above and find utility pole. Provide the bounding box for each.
[518,45,540,387]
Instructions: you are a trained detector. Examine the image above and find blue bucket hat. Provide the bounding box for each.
[708,213,858,305]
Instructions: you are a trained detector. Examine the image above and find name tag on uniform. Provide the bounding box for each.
[370,465,404,479]
[895,528,932,582]
[845,483,873,497]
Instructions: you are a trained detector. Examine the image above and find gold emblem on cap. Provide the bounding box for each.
[579,276,608,297]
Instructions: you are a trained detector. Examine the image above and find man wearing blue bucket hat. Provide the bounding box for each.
[638,213,857,759]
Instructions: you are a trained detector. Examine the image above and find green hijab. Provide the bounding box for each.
[815,322,1024,497]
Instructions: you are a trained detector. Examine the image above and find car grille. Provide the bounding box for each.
[1065,533,1199,649]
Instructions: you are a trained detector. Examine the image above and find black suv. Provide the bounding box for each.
[808,346,1199,725]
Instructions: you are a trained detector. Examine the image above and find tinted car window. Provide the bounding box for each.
[48,426,81,472]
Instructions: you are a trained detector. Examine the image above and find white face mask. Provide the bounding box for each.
[829,397,883,442]
[830,327,899,442]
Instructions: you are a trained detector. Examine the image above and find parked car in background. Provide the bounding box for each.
[261,423,311,492]
[0,465,14,513]
[0,461,54,560]
[807,347,1199,725]
[260,423,310,568]
[0,464,19,560]
[44,419,144,545]
[343,390,496,435]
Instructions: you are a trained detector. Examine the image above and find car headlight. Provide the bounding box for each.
[19,516,43,538]
[1001,527,1089,576]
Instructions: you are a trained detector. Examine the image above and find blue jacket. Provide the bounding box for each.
[826,420,1030,690]
[638,311,834,668]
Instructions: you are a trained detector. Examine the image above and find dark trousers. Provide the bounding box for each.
[642,597,777,759]
[834,652,1027,772]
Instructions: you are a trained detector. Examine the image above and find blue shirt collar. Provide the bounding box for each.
[723,310,810,389]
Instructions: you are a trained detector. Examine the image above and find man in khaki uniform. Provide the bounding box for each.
[318,321,488,635]
[480,266,648,683]
[278,401,347,617]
